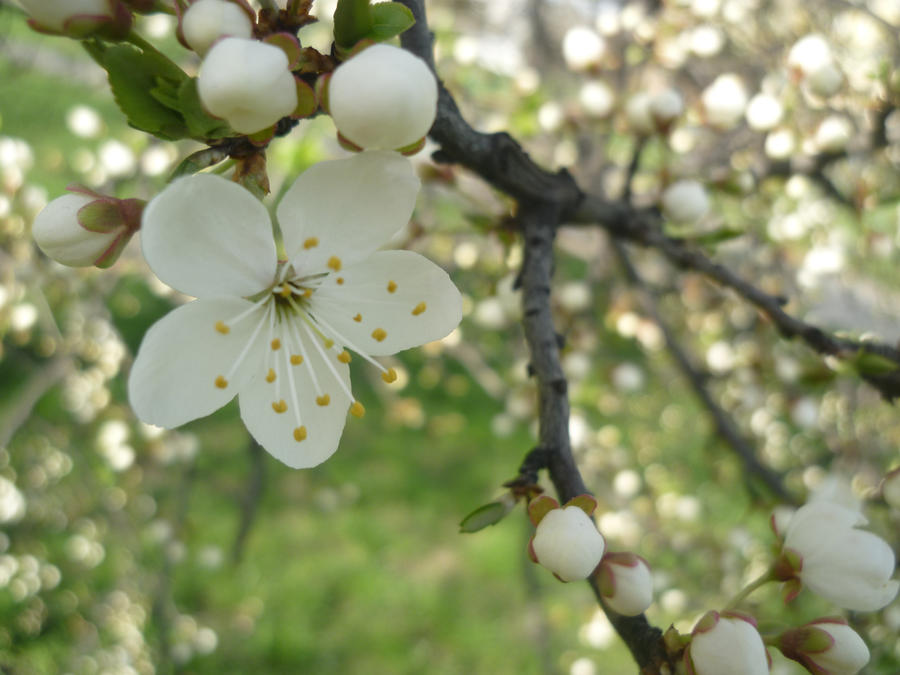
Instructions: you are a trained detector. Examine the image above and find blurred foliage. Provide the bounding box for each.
[1,1,899,674]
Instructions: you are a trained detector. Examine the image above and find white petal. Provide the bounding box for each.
[278,151,419,273]
[141,173,277,298]
[238,316,352,468]
[128,297,267,428]
[308,250,461,356]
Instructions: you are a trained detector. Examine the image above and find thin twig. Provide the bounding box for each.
[232,440,266,564]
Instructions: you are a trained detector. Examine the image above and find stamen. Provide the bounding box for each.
[387,281,397,293]
[337,351,351,364]
[215,375,228,389]
[307,311,390,374]
[285,315,324,396]
[381,368,398,383]
[303,288,313,298]
[350,401,366,418]
[215,321,230,334]
[298,320,356,403]
[280,284,292,298]
[224,303,272,381]
[353,313,362,322]
[272,399,287,413]
[371,328,387,342]
[323,338,335,349]
[303,237,319,249]
[282,344,304,441]
[316,394,331,406]
[214,295,269,334]
[290,354,304,365]
[266,368,276,383]
[337,277,345,285]
[412,302,426,316]
[293,426,307,441]
[271,338,282,350]
[327,256,342,271]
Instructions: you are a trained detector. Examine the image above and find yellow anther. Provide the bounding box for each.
[271,338,281,350]
[412,302,426,316]
[293,426,308,442]
[353,313,362,322]
[350,401,366,418]
[265,368,276,383]
[290,354,304,365]
[303,237,319,249]
[337,350,351,364]
[316,394,330,406]
[371,328,387,342]
[215,320,230,334]
[323,338,335,349]
[327,256,342,271]
[280,284,292,298]
[272,399,287,413]
[387,280,397,293]
[303,288,313,298]
[337,277,345,285]
[381,368,398,384]
[214,375,228,389]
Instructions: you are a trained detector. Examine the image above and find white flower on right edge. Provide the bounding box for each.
[128,151,462,468]
[774,500,898,611]
[685,611,770,675]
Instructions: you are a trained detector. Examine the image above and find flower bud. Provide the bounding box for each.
[562,26,606,71]
[661,179,710,224]
[625,93,655,136]
[649,89,683,129]
[777,618,869,675]
[181,0,254,55]
[702,74,747,129]
[685,611,770,675]
[788,34,833,78]
[328,44,438,151]
[883,467,900,510]
[777,500,898,611]
[32,187,142,268]
[529,499,605,582]
[597,552,653,616]
[745,94,783,131]
[198,37,298,135]
[20,0,131,38]
[806,63,843,98]
[814,116,853,154]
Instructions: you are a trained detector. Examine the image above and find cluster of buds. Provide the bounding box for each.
[526,495,653,616]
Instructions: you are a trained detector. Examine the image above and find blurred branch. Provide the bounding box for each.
[612,239,798,504]
[0,354,71,449]
[232,439,266,564]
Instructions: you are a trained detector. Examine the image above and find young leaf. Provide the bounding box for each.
[459,501,510,533]
[333,0,372,49]
[367,2,415,42]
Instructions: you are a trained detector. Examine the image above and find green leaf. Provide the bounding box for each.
[851,350,900,376]
[168,147,230,182]
[84,42,189,140]
[333,0,372,49]
[176,78,234,140]
[367,2,415,42]
[459,501,510,533]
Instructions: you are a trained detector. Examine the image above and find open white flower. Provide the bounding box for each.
[778,500,898,611]
[128,151,462,468]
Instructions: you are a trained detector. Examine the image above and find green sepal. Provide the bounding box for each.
[565,494,598,516]
[292,79,318,119]
[264,33,303,69]
[77,200,124,233]
[459,500,512,533]
[93,232,132,269]
[367,2,415,42]
[398,136,427,156]
[168,147,230,182]
[333,0,372,50]
[176,78,234,140]
[83,41,190,140]
[526,495,559,526]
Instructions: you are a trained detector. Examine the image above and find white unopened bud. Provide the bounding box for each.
[198,37,298,134]
[579,81,615,118]
[779,500,898,611]
[806,62,843,98]
[661,180,710,223]
[182,0,253,55]
[328,44,438,151]
[745,93,783,131]
[625,93,655,135]
[33,193,135,267]
[20,0,115,32]
[788,34,833,77]
[649,89,683,127]
[686,612,769,675]
[702,74,747,129]
[562,26,606,71]
[883,468,900,510]
[598,553,653,616]
[778,618,869,675]
[815,116,853,153]
[531,505,606,582]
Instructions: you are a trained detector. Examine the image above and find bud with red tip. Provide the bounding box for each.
[684,611,770,675]
[776,618,869,675]
[597,552,653,616]
[32,185,143,268]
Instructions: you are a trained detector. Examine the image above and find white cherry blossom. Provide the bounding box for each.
[182,0,253,56]
[128,151,462,468]
[686,611,770,675]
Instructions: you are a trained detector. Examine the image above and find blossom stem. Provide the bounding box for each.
[724,569,775,610]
